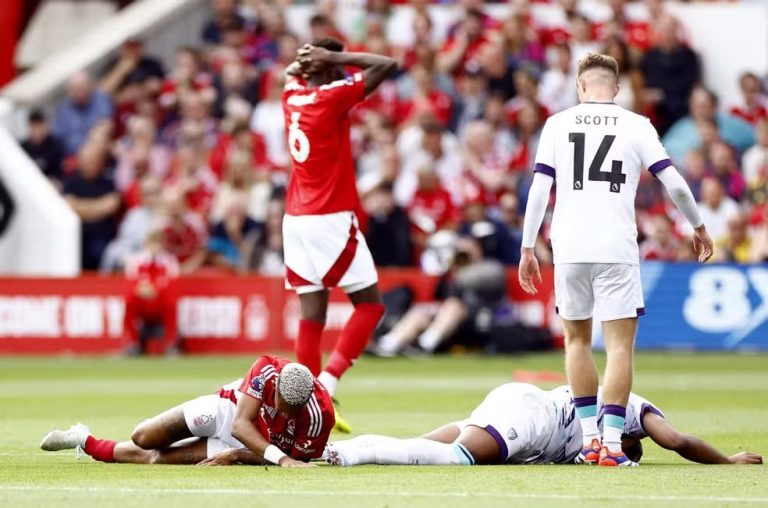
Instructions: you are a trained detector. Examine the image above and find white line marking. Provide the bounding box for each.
[0,485,766,504]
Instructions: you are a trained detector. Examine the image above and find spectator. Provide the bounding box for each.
[708,141,746,202]
[499,14,545,74]
[53,72,114,155]
[663,87,755,165]
[437,9,491,76]
[158,48,215,114]
[482,94,516,158]
[210,149,271,223]
[497,192,523,265]
[743,119,768,189]
[161,92,219,150]
[462,120,512,204]
[63,143,121,270]
[697,177,741,241]
[101,176,162,273]
[208,201,264,271]
[479,42,516,101]
[714,212,752,263]
[454,68,488,134]
[211,60,259,119]
[508,98,544,174]
[640,14,699,135]
[458,190,516,265]
[568,15,601,71]
[122,229,179,356]
[397,64,453,127]
[165,134,219,218]
[729,72,768,126]
[506,67,549,128]
[408,163,458,254]
[253,197,286,276]
[395,118,463,206]
[100,39,165,99]
[114,117,171,204]
[21,110,65,186]
[250,70,289,170]
[538,43,577,114]
[640,215,679,261]
[209,123,268,179]
[397,47,456,101]
[603,35,642,112]
[363,182,413,267]
[202,0,247,45]
[159,188,208,273]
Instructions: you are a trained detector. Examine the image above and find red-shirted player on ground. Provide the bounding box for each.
[39,356,334,468]
[281,39,397,432]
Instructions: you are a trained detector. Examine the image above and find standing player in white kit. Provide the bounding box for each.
[518,54,714,466]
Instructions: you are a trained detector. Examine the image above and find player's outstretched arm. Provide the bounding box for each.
[231,396,311,468]
[298,45,397,95]
[643,412,763,464]
[197,448,265,466]
[519,172,554,295]
[655,166,713,262]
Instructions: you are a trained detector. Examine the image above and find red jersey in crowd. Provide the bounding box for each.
[160,212,208,263]
[238,355,335,460]
[409,186,458,233]
[282,72,367,216]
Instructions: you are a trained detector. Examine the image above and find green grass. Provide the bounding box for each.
[1,353,767,508]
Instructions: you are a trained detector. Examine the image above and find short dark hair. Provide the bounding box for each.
[28,109,46,124]
[311,37,343,52]
[309,14,331,27]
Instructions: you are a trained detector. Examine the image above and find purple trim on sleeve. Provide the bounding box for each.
[484,425,509,463]
[636,307,646,317]
[534,163,556,178]
[603,404,627,418]
[638,403,665,435]
[648,158,672,175]
[573,395,598,408]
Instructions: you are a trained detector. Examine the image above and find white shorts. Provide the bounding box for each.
[283,211,378,294]
[182,393,244,458]
[554,263,645,322]
[453,383,555,464]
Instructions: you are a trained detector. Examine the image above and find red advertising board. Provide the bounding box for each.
[0,269,556,355]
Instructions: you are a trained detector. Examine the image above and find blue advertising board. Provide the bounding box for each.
[635,262,768,350]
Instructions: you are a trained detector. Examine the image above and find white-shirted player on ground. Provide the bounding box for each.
[518,54,714,467]
[324,383,762,467]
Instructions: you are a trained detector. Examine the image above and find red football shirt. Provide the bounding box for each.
[238,355,335,461]
[282,73,366,215]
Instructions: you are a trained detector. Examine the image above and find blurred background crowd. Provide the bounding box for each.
[20,0,768,279]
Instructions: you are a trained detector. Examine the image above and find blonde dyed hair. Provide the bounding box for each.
[577,53,619,80]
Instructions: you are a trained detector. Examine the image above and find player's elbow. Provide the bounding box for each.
[381,58,398,76]
[231,417,249,443]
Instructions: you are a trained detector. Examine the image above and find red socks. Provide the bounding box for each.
[296,319,325,376]
[325,302,385,378]
[84,435,117,463]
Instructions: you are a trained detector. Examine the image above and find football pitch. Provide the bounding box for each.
[1,352,766,508]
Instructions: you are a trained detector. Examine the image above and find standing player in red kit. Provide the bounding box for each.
[281,39,397,431]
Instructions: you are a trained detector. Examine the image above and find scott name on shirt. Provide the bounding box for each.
[575,115,619,126]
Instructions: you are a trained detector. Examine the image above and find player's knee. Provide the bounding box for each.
[564,334,591,347]
[131,422,155,449]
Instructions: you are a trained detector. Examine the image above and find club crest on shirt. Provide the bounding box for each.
[249,374,266,398]
[507,427,518,441]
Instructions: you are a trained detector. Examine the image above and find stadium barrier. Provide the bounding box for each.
[0,262,766,354]
[0,268,556,355]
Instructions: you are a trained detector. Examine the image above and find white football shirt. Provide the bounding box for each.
[534,102,671,265]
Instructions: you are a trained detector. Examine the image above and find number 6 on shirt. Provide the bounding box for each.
[289,112,311,163]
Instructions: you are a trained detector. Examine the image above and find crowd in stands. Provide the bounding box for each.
[20,0,768,275]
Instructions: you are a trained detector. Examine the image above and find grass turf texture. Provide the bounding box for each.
[0,353,766,508]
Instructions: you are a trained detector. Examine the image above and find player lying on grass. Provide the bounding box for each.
[40,356,334,468]
[324,383,762,467]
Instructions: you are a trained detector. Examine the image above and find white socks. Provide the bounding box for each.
[417,330,442,352]
[333,435,474,466]
[318,371,338,397]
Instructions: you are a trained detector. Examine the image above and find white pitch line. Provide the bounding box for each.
[0,485,766,504]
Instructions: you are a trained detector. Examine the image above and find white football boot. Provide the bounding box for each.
[40,423,91,458]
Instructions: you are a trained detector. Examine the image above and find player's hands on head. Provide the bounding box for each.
[297,44,334,68]
[692,225,714,263]
[728,452,763,465]
[278,456,316,468]
[518,248,542,295]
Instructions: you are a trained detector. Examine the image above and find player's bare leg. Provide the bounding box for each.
[131,405,194,449]
[318,283,384,433]
[109,438,208,464]
[562,317,601,464]
[296,289,329,376]
[599,317,639,466]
